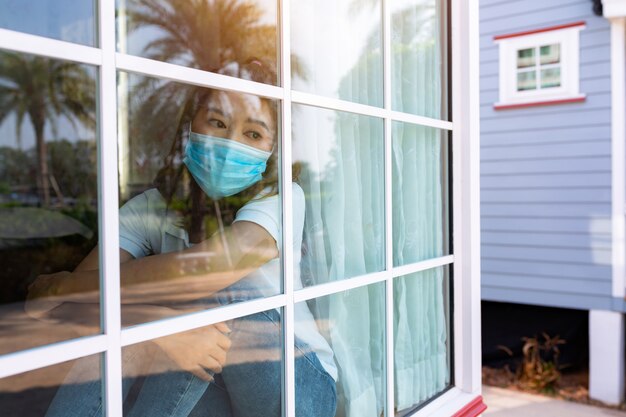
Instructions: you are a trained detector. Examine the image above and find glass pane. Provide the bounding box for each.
[394,266,451,415]
[540,67,561,89]
[0,50,100,354]
[296,282,384,417]
[392,123,449,267]
[0,354,102,417]
[540,44,560,65]
[122,310,282,416]
[0,0,96,46]
[117,0,279,86]
[117,71,281,326]
[516,48,535,69]
[293,104,384,287]
[291,0,383,107]
[516,70,536,91]
[391,0,448,119]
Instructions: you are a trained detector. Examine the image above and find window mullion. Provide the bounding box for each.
[99,0,123,415]
[382,0,395,415]
[0,28,102,65]
[536,45,541,90]
[279,1,295,416]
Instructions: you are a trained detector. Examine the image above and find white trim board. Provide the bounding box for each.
[610,17,626,299]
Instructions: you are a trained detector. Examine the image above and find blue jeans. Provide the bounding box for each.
[45,278,337,417]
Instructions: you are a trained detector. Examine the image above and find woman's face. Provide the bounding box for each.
[191,90,276,153]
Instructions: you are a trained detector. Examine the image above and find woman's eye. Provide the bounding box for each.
[209,119,226,129]
[245,131,262,140]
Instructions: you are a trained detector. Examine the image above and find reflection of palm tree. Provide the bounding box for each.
[127,0,277,71]
[0,52,96,206]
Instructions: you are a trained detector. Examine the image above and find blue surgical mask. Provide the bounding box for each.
[183,131,272,199]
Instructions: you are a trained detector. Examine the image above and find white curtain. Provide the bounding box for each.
[296,1,448,415]
[298,106,385,417]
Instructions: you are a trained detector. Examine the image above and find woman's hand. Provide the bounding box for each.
[153,322,232,382]
[25,271,71,320]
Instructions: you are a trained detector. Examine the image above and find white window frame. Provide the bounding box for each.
[496,24,585,107]
[0,0,482,416]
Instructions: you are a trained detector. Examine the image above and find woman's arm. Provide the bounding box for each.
[27,220,278,308]
[44,301,232,381]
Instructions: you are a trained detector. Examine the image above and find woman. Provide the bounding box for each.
[26,60,337,417]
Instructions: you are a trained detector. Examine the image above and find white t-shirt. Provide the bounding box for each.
[118,183,337,380]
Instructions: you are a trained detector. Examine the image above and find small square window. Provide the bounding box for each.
[495,23,585,108]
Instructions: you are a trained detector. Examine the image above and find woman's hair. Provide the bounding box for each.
[153,58,292,242]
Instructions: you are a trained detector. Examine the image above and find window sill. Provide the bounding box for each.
[493,94,586,110]
[404,388,488,417]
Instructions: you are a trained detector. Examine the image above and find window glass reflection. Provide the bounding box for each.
[0,50,99,354]
[293,104,385,286]
[119,311,288,416]
[117,0,279,85]
[540,67,560,89]
[390,0,447,119]
[392,123,449,267]
[0,0,96,46]
[116,65,284,326]
[296,283,384,417]
[394,267,451,415]
[517,70,536,91]
[291,0,383,106]
[540,44,560,65]
[0,355,102,417]
[517,48,535,68]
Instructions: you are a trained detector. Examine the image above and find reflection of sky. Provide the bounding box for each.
[0,58,97,150]
[0,0,96,46]
[0,1,96,148]
[118,0,278,57]
[291,0,380,99]
[0,113,94,150]
[291,0,437,170]
[291,1,380,170]
[1,0,279,150]
[0,0,432,160]
[291,0,436,97]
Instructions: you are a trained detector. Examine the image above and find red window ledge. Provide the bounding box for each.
[493,21,586,41]
[494,95,586,110]
[451,395,488,417]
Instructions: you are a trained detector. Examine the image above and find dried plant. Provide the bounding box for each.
[517,332,567,394]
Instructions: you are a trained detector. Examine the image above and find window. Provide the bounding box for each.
[0,1,482,417]
[495,22,586,109]
[516,44,561,91]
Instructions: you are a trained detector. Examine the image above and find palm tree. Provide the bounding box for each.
[0,51,96,206]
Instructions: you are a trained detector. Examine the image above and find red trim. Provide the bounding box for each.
[451,395,488,417]
[494,21,586,41]
[494,96,586,110]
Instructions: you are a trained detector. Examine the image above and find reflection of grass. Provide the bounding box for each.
[0,205,98,304]
[0,240,97,304]
[60,204,98,236]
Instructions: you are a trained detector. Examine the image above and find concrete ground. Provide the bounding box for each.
[481,385,626,417]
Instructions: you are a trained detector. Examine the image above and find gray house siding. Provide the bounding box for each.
[479,0,619,312]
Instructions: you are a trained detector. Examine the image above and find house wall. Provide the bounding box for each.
[479,0,621,311]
